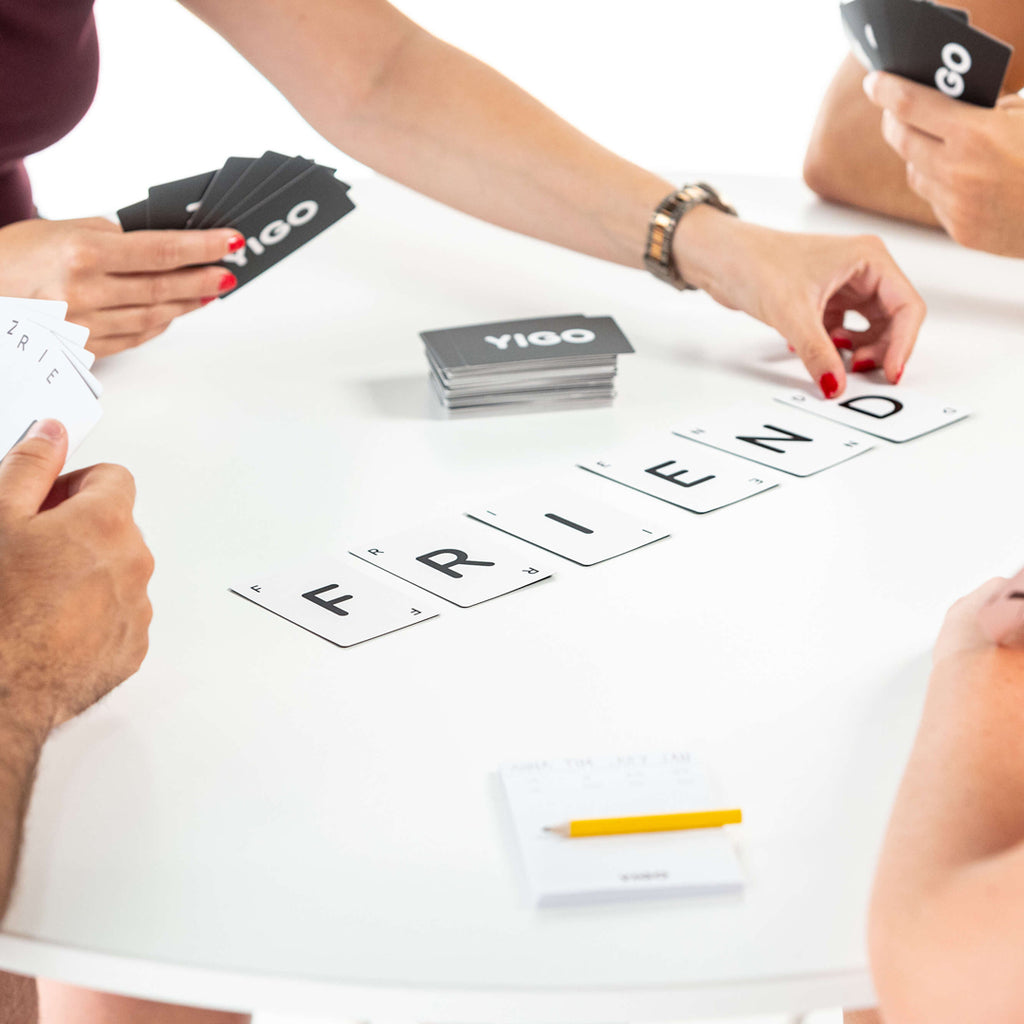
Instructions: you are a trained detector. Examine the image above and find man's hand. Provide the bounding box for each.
[865,71,1024,257]
[675,208,926,397]
[0,218,245,357]
[0,420,154,739]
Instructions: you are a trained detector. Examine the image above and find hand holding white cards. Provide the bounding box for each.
[0,297,102,463]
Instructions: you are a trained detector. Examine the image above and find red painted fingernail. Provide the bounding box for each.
[852,358,876,372]
[227,235,245,253]
[894,365,904,384]
[218,272,237,292]
[819,372,840,399]
[831,334,852,351]
[200,296,215,307]
[787,343,796,353]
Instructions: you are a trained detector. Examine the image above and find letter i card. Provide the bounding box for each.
[774,381,970,442]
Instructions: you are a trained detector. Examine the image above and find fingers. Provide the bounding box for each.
[0,420,69,519]
[87,299,204,339]
[86,323,176,358]
[978,569,1024,649]
[880,109,943,176]
[789,321,848,399]
[94,227,244,273]
[105,265,237,308]
[863,71,978,140]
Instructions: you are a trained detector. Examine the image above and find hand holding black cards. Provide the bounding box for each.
[117,151,355,293]
[841,0,1013,106]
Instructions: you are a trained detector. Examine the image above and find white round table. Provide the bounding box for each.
[1,173,1021,1020]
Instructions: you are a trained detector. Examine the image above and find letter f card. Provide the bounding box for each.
[230,556,439,647]
[774,382,970,442]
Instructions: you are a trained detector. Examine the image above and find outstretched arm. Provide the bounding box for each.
[870,580,1024,1024]
[804,2,1024,224]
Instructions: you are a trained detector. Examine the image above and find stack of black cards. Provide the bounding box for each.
[420,314,635,412]
[841,0,1013,106]
[117,151,355,293]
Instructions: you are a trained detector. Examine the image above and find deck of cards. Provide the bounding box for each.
[840,0,1013,106]
[420,314,635,412]
[117,151,356,293]
[0,297,101,463]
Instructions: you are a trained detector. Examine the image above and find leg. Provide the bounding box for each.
[37,981,250,1024]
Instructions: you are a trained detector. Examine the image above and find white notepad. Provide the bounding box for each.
[499,752,744,906]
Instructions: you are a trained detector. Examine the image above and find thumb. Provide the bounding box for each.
[0,419,70,518]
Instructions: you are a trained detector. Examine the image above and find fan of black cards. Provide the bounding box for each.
[116,151,355,294]
[841,0,1013,107]
[420,314,635,412]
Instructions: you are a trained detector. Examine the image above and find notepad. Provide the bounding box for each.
[499,752,744,906]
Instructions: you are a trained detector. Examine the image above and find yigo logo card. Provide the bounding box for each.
[219,164,356,291]
[421,314,634,373]
[774,380,970,443]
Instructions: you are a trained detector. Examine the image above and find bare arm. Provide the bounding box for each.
[870,581,1024,1024]
[804,2,1024,223]
[180,0,669,271]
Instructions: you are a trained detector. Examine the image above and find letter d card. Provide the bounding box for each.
[774,381,970,442]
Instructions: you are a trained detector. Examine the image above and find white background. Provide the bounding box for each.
[29,3,847,1022]
[26,0,848,218]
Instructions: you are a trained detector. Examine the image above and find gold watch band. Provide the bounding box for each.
[644,183,738,290]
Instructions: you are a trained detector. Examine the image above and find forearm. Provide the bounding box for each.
[870,648,1024,1024]
[183,0,672,268]
[804,56,939,225]
[0,720,43,919]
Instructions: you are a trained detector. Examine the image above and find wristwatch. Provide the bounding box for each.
[644,183,738,291]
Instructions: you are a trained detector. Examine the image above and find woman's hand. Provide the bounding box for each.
[674,206,926,398]
[864,71,1024,258]
[0,217,245,356]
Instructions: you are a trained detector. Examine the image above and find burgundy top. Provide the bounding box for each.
[0,0,99,226]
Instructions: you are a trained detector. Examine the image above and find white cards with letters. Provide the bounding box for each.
[351,517,554,607]
[674,402,874,476]
[774,380,971,442]
[467,485,669,564]
[230,555,440,647]
[0,299,102,461]
[500,752,744,906]
[579,435,781,513]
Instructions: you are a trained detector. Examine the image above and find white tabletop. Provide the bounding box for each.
[1,174,1021,1020]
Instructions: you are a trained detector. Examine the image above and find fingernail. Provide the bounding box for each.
[28,419,65,443]
[863,72,879,99]
[852,358,876,372]
[786,343,796,353]
[227,235,245,253]
[218,272,237,292]
[831,334,852,351]
[819,372,840,399]
[894,365,905,384]
[200,296,216,307]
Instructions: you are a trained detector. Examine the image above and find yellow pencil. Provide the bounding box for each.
[544,808,743,838]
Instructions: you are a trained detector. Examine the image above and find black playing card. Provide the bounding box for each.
[882,0,1013,107]
[196,150,290,229]
[116,198,150,232]
[216,164,355,292]
[146,170,216,230]
[841,0,888,70]
[187,156,256,229]
[215,156,314,227]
